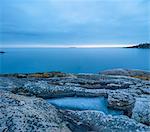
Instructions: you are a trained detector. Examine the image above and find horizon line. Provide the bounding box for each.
[1,44,135,48]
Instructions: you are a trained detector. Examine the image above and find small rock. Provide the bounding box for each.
[107,91,135,116]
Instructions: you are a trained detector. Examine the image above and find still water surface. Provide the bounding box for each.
[0,48,149,73]
[47,97,123,115]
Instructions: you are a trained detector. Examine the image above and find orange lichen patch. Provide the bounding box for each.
[27,72,71,78]
[131,75,150,81]
[47,72,74,78]
[28,73,50,78]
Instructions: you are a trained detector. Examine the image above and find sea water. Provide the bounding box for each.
[0,48,149,73]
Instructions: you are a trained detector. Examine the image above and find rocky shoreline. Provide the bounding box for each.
[0,69,150,131]
[126,43,150,49]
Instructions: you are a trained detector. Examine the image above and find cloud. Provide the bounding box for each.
[0,0,149,44]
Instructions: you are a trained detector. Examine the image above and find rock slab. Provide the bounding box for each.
[132,97,150,125]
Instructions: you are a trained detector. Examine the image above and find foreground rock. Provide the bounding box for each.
[1,73,149,99]
[132,97,150,125]
[0,69,150,128]
[61,110,150,132]
[0,90,71,132]
[1,90,149,132]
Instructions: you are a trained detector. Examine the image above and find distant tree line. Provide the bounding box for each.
[127,42,150,48]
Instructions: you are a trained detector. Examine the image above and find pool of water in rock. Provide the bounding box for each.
[47,97,123,115]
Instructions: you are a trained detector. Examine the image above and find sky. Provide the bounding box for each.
[0,0,149,46]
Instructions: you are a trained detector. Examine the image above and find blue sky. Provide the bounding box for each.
[0,0,149,45]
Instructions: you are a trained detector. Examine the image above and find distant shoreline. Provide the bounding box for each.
[1,43,150,50]
[125,43,150,49]
[1,44,135,48]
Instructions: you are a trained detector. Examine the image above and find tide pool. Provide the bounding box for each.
[47,97,123,115]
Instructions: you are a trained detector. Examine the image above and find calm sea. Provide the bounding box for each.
[0,48,150,74]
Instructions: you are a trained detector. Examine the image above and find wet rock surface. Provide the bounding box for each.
[0,69,150,131]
